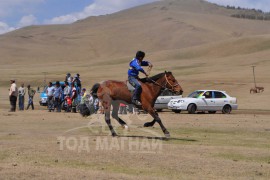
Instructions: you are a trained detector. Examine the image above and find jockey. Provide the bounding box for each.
[128,51,153,105]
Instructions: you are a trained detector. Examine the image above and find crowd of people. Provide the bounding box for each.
[8,73,102,114]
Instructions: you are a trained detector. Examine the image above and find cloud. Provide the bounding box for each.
[206,0,270,12]
[0,22,16,34]
[45,0,158,24]
[0,0,44,18]
[18,14,38,27]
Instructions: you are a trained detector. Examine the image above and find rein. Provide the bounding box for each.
[146,74,179,93]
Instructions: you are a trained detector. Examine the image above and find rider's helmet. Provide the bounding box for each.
[136,51,145,59]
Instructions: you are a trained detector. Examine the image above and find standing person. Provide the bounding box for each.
[18,83,25,111]
[26,85,36,110]
[53,81,63,112]
[63,81,71,99]
[73,73,81,94]
[128,51,153,105]
[65,73,72,83]
[46,82,55,112]
[9,79,18,112]
[119,103,127,114]
[71,83,77,113]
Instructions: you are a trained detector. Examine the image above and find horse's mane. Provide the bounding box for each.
[140,72,172,83]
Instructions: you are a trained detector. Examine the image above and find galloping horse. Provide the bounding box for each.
[91,71,183,138]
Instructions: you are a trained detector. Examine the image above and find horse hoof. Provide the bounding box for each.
[164,132,170,138]
[122,125,129,131]
[112,132,118,137]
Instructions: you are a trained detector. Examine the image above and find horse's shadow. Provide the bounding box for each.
[118,135,197,142]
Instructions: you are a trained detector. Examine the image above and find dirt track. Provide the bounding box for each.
[0,108,269,179]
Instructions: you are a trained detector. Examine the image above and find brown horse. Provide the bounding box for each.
[91,71,183,138]
[250,88,257,93]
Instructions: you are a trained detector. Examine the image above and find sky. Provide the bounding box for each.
[0,0,269,35]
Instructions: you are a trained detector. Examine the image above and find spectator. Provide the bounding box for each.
[80,88,87,104]
[71,83,77,113]
[18,83,25,111]
[26,85,36,110]
[9,79,18,112]
[53,81,63,112]
[119,103,127,114]
[46,82,55,112]
[63,81,71,99]
[65,73,72,83]
[71,83,77,101]
[81,88,86,97]
[73,73,81,93]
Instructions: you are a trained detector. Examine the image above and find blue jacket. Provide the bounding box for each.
[128,58,149,77]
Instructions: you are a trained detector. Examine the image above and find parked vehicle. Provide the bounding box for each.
[154,89,182,112]
[168,90,238,114]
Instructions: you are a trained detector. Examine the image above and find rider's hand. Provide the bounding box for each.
[145,72,149,77]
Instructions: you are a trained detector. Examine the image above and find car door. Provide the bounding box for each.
[213,91,227,111]
[200,91,216,111]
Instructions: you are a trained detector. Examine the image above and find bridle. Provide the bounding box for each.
[147,73,181,93]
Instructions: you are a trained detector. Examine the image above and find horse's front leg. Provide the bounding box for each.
[146,109,170,138]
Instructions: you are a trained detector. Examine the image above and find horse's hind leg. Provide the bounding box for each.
[103,100,117,137]
[111,101,128,129]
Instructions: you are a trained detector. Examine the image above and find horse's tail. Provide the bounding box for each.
[79,83,100,117]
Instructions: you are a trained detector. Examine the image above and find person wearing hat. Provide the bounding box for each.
[65,73,72,83]
[9,79,18,112]
[128,51,153,105]
[26,84,36,110]
[72,73,82,94]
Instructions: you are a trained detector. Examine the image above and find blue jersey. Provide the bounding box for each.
[128,58,149,77]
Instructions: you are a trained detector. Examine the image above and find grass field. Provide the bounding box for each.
[0,109,269,179]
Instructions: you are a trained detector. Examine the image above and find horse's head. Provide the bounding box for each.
[164,71,183,95]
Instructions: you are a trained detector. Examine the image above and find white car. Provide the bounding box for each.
[168,90,238,114]
[154,89,182,112]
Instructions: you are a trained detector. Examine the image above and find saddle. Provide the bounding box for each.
[125,80,135,92]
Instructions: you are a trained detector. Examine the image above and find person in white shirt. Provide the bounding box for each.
[9,79,18,112]
[18,83,25,110]
[46,82,55,112]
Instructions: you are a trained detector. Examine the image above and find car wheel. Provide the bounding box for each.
[173,110,181,114]
[208,111,216,114]
[187,104,196,114]
[222,105,231,114]
[156,109,162,112]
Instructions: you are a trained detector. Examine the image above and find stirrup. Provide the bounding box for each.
[132,99,141,106]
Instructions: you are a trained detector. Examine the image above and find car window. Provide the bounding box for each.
[214,91,226,98]
[203,91,213,99]
[188,91,204,98]
[160,89,173,96]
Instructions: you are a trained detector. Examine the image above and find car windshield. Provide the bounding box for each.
[188,91,204,98]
